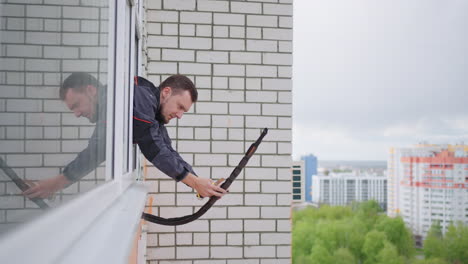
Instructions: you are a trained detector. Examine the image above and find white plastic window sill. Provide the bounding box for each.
[0,181,148,264]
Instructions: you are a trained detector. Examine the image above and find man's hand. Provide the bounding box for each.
[23,174,72,199]
[181,173,227,198]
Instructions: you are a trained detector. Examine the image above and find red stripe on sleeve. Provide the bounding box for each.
[133,116,152,124]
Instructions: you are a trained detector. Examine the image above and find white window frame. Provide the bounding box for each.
[0,0,147,262]
[111,0,142,186]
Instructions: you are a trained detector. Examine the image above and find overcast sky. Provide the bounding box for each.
[292,0,468,161]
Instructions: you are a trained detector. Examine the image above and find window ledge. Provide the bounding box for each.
[0,181,148,264]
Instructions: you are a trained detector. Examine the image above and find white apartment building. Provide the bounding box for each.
[292,161,305,203]
[387,143,468,238]
[312,173,387,209]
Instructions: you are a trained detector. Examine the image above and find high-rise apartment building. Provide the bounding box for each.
[388,143,468,238]
[312,174,387,209]
[301,154,317,202]
[292,161,306,203]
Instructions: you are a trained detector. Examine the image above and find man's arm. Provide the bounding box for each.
[62,123,106,182]
[181,173,226,198]
[24,122,106,199]
[23,174,71,199]
[134,111,192,181]
[134,118,227,198]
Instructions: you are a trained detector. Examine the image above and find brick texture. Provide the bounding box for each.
[144,0,292,262]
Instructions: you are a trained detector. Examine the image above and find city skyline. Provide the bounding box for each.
[293,0,468,161]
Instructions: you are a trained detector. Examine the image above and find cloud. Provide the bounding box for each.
[292,0,468,160]
[293,122,396,160]
[293,115,468,161]
[382,117,468,140]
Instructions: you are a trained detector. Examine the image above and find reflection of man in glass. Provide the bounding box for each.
[24,73,106,198]
[24,73,226,200]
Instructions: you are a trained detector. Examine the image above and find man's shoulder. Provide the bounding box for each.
[135,76,157,89]
[135,76,160,97]
[134,76,160,112]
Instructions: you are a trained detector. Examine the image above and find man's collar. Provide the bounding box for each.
[154,85,165,123]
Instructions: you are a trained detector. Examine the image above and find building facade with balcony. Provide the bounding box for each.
[387,143,468,238]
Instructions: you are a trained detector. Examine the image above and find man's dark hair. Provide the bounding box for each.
[160,74,198,102]
[60,72,102,100]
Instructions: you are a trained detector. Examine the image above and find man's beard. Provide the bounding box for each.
[88,95,99,124]
[87,94,98,123]
[156,111,168,124]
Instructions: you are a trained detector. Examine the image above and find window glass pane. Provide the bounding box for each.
[293,176,301,181]
[0,0,110,235]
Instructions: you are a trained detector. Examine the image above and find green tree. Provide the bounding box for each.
[353,200,383,230]
[376,241,404,264]
[412,258,449,264]
[293,206,317,224]
[292,204,354,262]
[458,222,468,264]
[444,222,468,264]
[332,247,357,264]
[292,219,317,261]
[315,220,342,252]
[294,254,313,264]
[353,200,383,216]
[362,230,387,264]
[376,216,415,257]
[291,201,462,264]
[346,217,368,261]
[309,240,333,264]
[423,221,445,259]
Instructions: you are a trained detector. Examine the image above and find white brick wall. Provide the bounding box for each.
[144,0,292,262]
[0,1,109,233]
